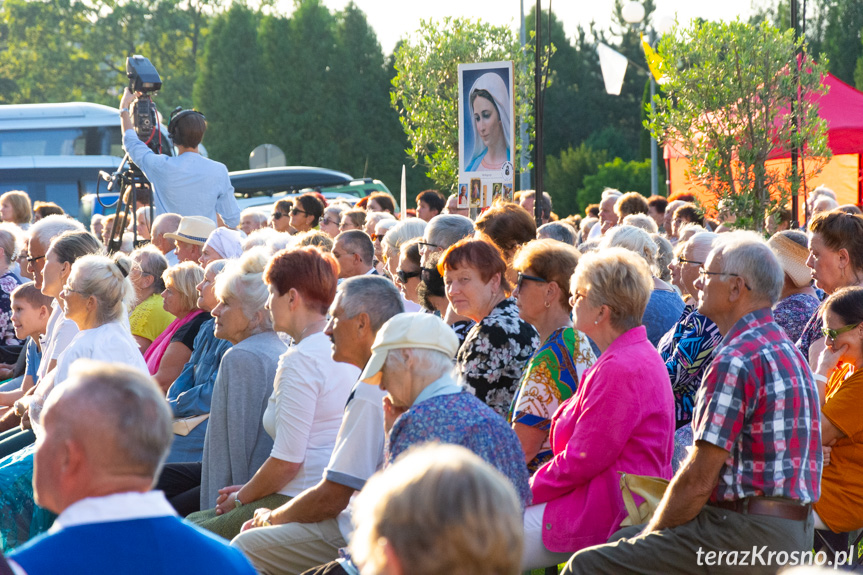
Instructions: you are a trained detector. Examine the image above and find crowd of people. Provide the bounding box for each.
[0,174,857,575]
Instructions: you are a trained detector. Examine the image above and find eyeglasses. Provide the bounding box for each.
[698,267,752,291]
[676,258,703,266]
[822,322,860,340]
[396,269,421,284]
[321,218,339,227]
[290,208,308,216]
[272,212,289,220]
[516,272,548,291]
[26,254,45,264]
[371,233,385,242]
[417,241,439,252]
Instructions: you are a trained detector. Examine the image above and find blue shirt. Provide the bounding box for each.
[24,337,40,381]
[643,289,686,347]
[123,129,240,227]
[165,318,232,463]
[387,375,532,508]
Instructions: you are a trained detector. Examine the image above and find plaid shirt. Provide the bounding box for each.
[692,308,822,504]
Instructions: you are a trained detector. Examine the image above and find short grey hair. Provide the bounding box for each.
[366,212,395,231]
[324,204,348,220]
[243,227,280,251]
[382,218,427,255]
[338,230,374,266]
[426,215,474,250]
[69,254,136,324]
[712,231,784,305]
[623,213,659,234]
[686,232,719,262]
[336,275,404,333]
[30,215,85,248]
[45,359,172,478]
[151,213,181,237]
[537,222,576,245]
[602,225,658,273]
[240,208,268,227]
[384,347,454,383]
[650,233,674,283]
[601,188,623,201]
[131,245,168,293]
[215,247,273,332]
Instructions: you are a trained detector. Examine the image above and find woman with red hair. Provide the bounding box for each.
[440,239,539,417]
[188,246,360,540]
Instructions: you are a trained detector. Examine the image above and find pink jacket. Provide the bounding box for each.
[529,326,675,552]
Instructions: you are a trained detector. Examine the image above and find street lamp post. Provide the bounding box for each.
[622,1,659,197]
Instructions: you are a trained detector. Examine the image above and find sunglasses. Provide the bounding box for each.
[821,322,860,340]
[272,212,289,220]
[290,207,308,216]
[321,218,339,227]
[371,233,385,242]
[396,269,421,283]
[516,272,548,291]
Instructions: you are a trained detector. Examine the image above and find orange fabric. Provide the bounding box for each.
[813,365,863,533]
[666,154,860,220]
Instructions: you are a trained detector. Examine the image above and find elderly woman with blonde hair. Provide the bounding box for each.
[350,444,524,575]
[521,248,674,570]
[509,239,596,473]
[0,252,148,549]
[602,225,685,346]
[144,261,207,391]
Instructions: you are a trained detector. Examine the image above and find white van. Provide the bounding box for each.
[0,102,173,220]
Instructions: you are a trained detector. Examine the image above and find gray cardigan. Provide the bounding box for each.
[200,330,287,509]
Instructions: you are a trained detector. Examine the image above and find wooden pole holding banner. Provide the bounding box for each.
[400,165,407,220]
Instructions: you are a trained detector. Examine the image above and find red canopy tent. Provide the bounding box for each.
[665,73,863,211]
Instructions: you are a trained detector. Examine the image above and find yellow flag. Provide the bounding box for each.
[641,33,665,82]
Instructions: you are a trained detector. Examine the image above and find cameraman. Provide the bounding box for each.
[119,88,240,228]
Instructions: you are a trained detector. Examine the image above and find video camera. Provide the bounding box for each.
[126,55,161,143]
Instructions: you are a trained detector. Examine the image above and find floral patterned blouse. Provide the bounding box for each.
[772,293,820,350]
[0,271,23,347]
[456,297,540,418]
[657,303,722,428]
[508,327,596,473]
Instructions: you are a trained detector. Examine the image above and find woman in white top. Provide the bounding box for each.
[31,253,148,426]
[0,252,148,550]
[189,246,359,540]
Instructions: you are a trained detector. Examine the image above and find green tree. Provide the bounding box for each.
[576,158,652,211]
[545,144,609,217]
[648,20,830,230]
[0,0,213,107]
[390,18,534,191]
[331,2,406,187]
[194,3,264,170]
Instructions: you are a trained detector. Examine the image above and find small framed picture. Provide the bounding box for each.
[458,183,469,208]
[470,178,481,208]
